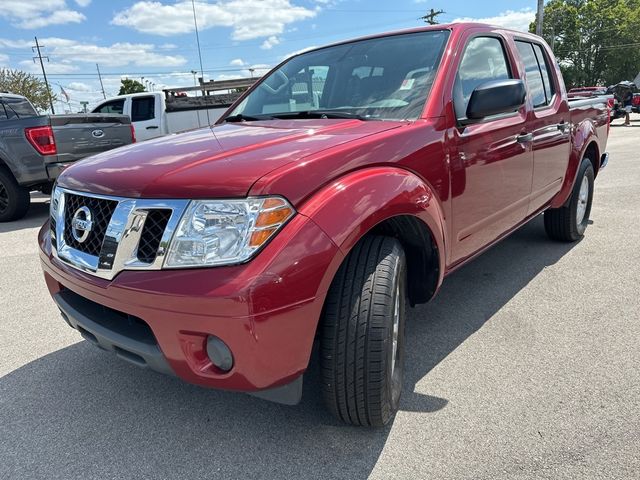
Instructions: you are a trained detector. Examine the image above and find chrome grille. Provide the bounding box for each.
[50,196,58,250]
[137,209,172,263]
[51,187,188,280]
[63,193,117,256]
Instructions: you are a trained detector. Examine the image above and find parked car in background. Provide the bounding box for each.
[91,78,257,142]
[40,23,609,426]
[0,92,134,222]
[606,81,638,120]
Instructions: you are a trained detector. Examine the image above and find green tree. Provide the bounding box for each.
[530,0,640,88]
[0,69,56,113]
[118,78,146,95]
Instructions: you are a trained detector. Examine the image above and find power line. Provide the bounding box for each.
[32,37,55,114]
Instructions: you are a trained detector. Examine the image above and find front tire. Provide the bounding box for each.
[320,235,406,427]
[544,157,595,242]
[0,168,30,222]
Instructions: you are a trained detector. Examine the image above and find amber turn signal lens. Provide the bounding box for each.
[255,207,293,227]
[261,198,286,210]
[249,227,278,248]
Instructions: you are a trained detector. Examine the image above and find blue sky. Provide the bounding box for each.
[0,0,538,111]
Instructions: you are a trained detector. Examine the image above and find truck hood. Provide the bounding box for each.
[57,119,403,199]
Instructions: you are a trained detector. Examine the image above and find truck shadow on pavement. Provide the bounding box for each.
[0,216,579,479]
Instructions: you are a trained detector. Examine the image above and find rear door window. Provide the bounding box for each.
[532,43,555,103]
[454,36,513,119]
[131,96,156,121]
[515,41,554,108]
[93,99,125,114]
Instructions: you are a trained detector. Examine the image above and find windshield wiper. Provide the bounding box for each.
[268,110,375,121]
[224,113,273,122]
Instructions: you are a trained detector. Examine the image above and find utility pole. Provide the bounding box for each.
[419,9,444,25]
[536,0,544,36]
[96,63,106,99]
[32,37,55,114]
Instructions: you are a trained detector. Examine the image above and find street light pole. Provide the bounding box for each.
[191,70,198,96]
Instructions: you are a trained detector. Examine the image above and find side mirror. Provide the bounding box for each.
[466,79,526,120]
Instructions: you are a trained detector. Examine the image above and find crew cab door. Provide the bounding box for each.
[449,35,533,264]
[130,95,161,141]
[514,40,571,214]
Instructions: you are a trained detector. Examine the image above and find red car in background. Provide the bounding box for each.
[632,93,640,113]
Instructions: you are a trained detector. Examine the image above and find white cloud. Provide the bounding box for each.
[18,59,79,74]
[112,0,317,40]
[230,58,246,66]
[74,0,92,6]
[2,37,187,69]
[453,9,535,33]
[18,10,86,29]
[260,36,281,50]
[67,82,92,92]
[0,1,86,29]
[0,54,10,67]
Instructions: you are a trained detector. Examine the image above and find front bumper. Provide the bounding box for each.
[39,213,343,402]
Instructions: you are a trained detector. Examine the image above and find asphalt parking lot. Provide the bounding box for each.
[1,115,639,480]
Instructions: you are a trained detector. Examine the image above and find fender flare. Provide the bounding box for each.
[550,122,600,209]
[298,166,447,293]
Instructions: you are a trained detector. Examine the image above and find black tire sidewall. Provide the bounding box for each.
[0,169,30,222]
[570,158,595,237]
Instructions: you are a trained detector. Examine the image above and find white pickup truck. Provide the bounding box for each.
[91,79,257,141]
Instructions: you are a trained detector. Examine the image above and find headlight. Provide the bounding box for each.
[164,197,295,268]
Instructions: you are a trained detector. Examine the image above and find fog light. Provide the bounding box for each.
[206,335,233,372]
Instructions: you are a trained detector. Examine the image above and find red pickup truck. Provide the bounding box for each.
[39,23,609,426]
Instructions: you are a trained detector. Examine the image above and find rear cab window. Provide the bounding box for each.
[515,41,555,108]
[93,99,125,114]
[453,36,513,120]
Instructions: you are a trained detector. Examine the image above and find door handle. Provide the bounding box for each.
[146,126,159,130]
[557,121,568,133]
[516,132,533,143]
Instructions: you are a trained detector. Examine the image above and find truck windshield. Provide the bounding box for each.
[229,30,450,122]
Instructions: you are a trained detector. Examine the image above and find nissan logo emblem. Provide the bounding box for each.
[71,206,93,243]
[91,129,105,138]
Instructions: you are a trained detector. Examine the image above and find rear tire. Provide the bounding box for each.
[320,235,406,427]
[544,157,594,242]
[0,168,30,222]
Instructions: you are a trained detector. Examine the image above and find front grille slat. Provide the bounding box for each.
[137,210,171,263]
[63,193,118,256]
